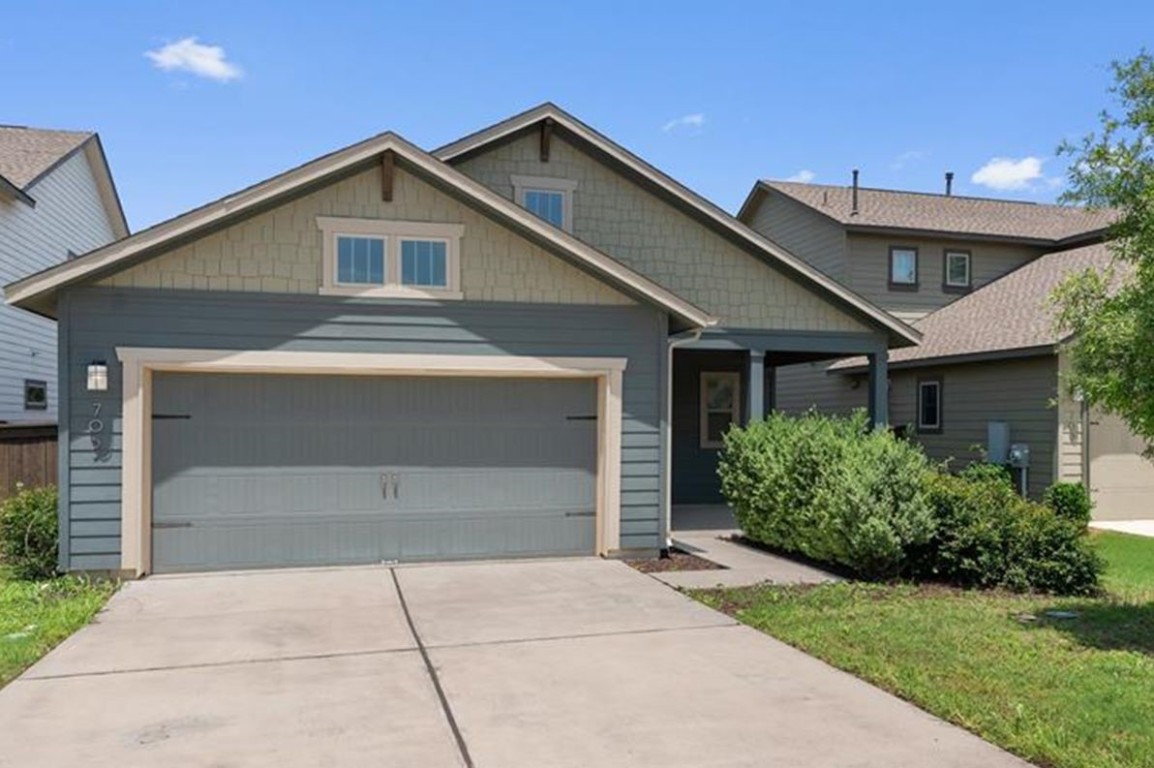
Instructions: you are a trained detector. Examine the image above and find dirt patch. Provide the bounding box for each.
[625,548,724,573]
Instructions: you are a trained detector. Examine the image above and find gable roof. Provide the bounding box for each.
[832,242,1118,373]
[743,180,1113,245]
[0,125,129,238]
[435,103,920,347]
[5,130,713,327]
[0,125,91,190]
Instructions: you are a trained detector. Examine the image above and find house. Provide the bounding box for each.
[5,104,918,576]
[0,126,127,422]
[738,179,1152,518]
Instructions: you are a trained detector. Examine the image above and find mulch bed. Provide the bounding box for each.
[625,547,725,573]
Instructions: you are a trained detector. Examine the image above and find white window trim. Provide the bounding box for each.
[944,250,972,288]
[511,174,578,232]
[700,371,741,449]
[917,380,942,431]
[317,217,465,300]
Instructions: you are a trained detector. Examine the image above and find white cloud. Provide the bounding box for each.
[145,37,242,82]
[970,156,1046,191]
[785,169,816,183]
[890,149,926,170]
[661,113,705,133]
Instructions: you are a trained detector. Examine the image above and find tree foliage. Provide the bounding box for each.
[1055,51,1154,449]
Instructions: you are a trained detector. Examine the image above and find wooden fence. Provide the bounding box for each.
[0,424,58,501]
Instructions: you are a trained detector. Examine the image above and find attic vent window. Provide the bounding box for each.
[511,175,578,232]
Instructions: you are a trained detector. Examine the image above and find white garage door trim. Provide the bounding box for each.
[116,347,627,577]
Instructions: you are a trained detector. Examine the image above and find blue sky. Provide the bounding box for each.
[2,1,1150,231]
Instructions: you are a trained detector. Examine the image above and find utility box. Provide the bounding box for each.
[987,422,1010,464]
[1008,443,1031,469]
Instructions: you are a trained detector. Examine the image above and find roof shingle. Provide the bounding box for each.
[833,242,1119,372]
[763,181,1113,243]
[0,125,91,190]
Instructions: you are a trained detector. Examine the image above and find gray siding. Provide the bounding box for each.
[774,360,868,416]
[743,193,848,281]
[890,357,1059,498]
[61,286,665,570]
[0,149,117,421]
[845,233,1044,322]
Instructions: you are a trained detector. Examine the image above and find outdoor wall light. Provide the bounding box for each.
[87,361,108,392]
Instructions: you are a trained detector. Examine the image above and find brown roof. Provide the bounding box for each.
[833,242,1120,372]
[0,125,92,190]
[762,181,1113,243]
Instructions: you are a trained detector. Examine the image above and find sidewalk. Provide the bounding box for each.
[654,530,841,589]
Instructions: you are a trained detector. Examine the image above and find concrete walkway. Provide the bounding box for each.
[1090,519,1154,538]
[0,559,1028,767]
[659,531,841,589]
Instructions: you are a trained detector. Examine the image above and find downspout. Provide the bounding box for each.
[663,327,704,552]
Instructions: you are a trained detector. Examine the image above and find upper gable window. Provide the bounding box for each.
[889,246,919,290]
[317,217,464,300]
[511,175,578,232]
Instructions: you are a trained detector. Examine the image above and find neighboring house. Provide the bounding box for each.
[739,179,1152,517]
[0,126,127,422]
[6,104,918,576]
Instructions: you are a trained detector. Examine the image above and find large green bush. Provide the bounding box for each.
[719,410,935,579]
[1044,482,1093,527]
[0,485,59,580]
[915,472,1101,595]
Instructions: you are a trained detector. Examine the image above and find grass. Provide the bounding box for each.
[0,567,117,688]
[691,532,1154,768]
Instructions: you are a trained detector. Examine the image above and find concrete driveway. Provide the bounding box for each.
[0,559,1028,767]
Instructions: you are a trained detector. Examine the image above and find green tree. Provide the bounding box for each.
[1054,51,1154,449]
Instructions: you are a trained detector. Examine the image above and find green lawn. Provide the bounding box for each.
[692,532,1154,768]
[0,568,117,688]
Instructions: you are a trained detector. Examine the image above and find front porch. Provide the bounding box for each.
[669,330,889,509]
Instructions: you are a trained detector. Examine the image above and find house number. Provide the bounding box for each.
[88,401,104,451]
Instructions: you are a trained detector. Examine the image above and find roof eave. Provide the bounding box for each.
[0,174,35,207]
[832,343,1057,375]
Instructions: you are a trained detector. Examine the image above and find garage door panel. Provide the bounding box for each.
[151,372,598,572]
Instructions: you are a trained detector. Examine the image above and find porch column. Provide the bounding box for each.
[867,351,888,429]
[745,349,766,424]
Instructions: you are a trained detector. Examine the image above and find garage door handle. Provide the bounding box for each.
[391,473,400,499]
[153,521,193,529]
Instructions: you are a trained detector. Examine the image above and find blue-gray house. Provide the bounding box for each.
[6,104,917,576]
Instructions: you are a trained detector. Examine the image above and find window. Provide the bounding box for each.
[400,239,448,288]
[318,218,464,299]
[943,250,972,291]
[700,372,741,449]
[511,175,578,232]
[917,379,942,433]
[336,236,386,285]
[889,247,919,289]
[24,380,47,411]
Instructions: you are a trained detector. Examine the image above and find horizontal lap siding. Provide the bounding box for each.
[890,357,1058,498]
[63,287,665,569]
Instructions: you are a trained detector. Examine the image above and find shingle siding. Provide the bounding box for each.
[453,133,873,334]
[0,149,116,421]
[101,165,629,306]
[742,193,847,281]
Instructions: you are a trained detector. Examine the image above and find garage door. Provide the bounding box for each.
[1089,411,1154,521]
[151,372,598,573]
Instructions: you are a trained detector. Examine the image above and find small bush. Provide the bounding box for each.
[958,461,1014,488]
[1044,482,1093,527]
[0,485,59,580]
[720,410,935,579]
[915,472,1100,595]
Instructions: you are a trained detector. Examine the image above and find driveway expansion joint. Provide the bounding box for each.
[390,567,475,768]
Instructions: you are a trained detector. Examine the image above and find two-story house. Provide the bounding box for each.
[0,126,127,423]
[739,179,1151,519]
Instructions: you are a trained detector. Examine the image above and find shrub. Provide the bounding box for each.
[1044,482,1093,527]
[958,461,1014,488]
[719,410,935,579]
[915,472,1100,595]
[0,485,59,580]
